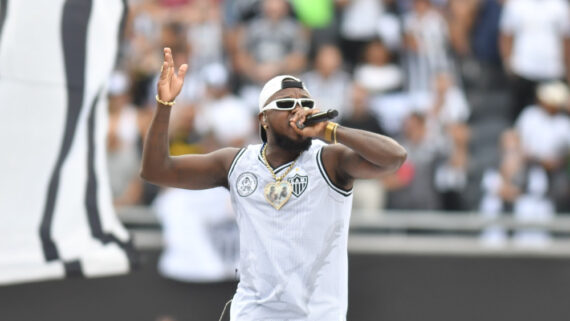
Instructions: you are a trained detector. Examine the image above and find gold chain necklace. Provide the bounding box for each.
[261,144,298,210]
[261,144,297,182]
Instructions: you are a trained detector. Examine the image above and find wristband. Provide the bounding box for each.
[155,94,175,107]
[324,122,338,144]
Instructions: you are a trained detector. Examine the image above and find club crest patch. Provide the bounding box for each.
[287,174,308,197]
[236,172,257,197]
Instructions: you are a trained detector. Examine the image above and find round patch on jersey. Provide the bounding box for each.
[236,172,258,197]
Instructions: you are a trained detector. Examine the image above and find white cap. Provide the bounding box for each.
[537,81,569,108]
[258,75,309,112]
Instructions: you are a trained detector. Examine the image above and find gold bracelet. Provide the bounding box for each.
[155,94,175,107]
[324,122,338,144]
[332,122,338,144]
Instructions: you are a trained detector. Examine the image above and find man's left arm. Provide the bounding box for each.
[290,110,406,189]
[289,108,407,188]
[323,126,407,188]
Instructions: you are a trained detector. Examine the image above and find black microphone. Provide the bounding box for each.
[296,109,339,129]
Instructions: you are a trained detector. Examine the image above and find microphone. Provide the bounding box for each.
[296,109,339,129]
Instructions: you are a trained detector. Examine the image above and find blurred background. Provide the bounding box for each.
[107,0,570,217]
[2,0,570,320]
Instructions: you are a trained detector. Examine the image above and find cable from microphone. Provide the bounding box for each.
[296,109,339,129]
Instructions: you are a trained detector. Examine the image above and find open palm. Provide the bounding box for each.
[157,47,188,103]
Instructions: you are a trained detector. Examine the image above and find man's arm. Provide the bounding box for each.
[139,48,238,190]
[322,127,407,189]
[290,110,407,189]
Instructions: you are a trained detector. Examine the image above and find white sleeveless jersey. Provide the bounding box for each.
[228,142,353,321]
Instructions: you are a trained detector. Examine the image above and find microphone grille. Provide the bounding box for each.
[327,109,339,118]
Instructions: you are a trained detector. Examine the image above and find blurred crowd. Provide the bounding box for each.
[107,0,570,219]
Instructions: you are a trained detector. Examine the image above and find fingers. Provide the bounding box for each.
[177,64,188,79]
[163,47,174,77]
[160,48,172,80]
[289,118,304,133]
[290,107,320,126]
[159,61,168,80]
[164,47,174,68]
[160,47,187,84]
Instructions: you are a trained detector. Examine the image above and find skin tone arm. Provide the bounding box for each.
[139,48,239,189]
[289,109,407,190]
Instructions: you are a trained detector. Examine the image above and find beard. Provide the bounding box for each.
[273,131,312,153]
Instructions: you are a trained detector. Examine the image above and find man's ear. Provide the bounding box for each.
[259,112,268,128]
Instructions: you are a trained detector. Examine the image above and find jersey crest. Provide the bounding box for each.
[236,172,258,197]
[288,174,308,197]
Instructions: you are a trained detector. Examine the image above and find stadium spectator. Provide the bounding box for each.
[302,44,352,118]
[234,0,308,85]
[340,83,386,135]
[424,72,470,125]
[290,0,338,56]
[354,39,404,95]
[185,0,225,70]
[479,130,525,246]
[337,0,384,69]
[194,63,255,149]
[374,0,403,53]
[126,0,166,76]
[480,130,525,213]
[423,72,471,210]
[514,82,570,211]
[383,112,443,210]
[499,0,570,121]
[446,0,479,59]
[107,71,144,207]
[403,0,455,94]
[480,129,555,247]
[222,0,263,28]
[234,0,309,111]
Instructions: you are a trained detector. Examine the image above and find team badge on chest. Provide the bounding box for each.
[236,172,257,197]
[287,174,308,197]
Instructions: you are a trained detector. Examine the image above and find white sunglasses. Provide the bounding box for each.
[262,98,315,111]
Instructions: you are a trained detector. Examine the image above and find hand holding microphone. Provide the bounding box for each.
[296,109,339,129]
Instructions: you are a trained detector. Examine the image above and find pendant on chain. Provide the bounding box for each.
[264,180,293,210]
[261,144,298,210]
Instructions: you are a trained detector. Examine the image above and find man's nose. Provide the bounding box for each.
[292,101,302,111]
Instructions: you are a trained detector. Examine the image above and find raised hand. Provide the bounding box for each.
[157,47,188,104]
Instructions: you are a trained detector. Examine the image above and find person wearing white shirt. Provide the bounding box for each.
[515,81,570,211]
[499,0,570,121]
[354,39,404,96]
[142,48,407,320]
[338,0,384,68]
